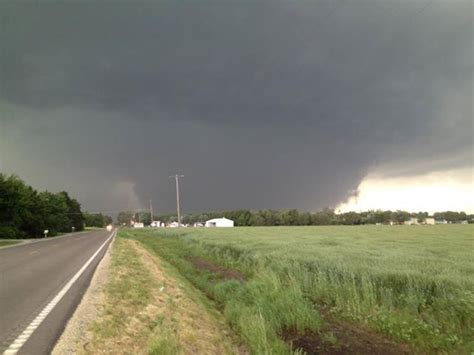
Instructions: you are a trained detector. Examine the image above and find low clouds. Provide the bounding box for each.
[337,167,474,213]
[0,1,472,213]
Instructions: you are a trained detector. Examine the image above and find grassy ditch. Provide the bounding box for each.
[85,237,243,354]
[0,240,21,247]
[123,226,474,354]
[121,230,320,354]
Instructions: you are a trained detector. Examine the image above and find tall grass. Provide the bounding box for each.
[124,225,474,353]
[126,233,321,354]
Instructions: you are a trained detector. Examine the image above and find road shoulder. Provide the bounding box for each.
[52,237,114,354]
[69,237,245,354]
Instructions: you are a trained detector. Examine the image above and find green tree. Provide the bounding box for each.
[117,211,133,226]
[311,208,335,225]
[391,210,411,224]
[342,211,361,225]
[104,215,113,226]
[416,211,429,223]
[135,211,151,226]
[38,192,69,236]
[298,212,311,225]
[0,174,33,238]
[59,191,84,232]
[84,213,106,228]
[0,173,85,239]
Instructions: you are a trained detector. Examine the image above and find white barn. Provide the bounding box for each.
[205,217,234,228]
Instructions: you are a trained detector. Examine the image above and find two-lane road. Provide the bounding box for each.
[0,229,114,354]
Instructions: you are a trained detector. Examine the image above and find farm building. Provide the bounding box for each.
[406,217,436,225]
[205,217,234,228]
[405,218,419,225]
[425,218,435,225]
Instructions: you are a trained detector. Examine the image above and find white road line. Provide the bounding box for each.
[3,230,116,355]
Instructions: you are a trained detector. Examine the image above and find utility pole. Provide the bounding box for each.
[149,199,154,225]
[169,174,184,227]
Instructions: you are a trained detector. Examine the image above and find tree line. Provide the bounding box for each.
[117,208,473,227]
[0,173,85,239]
[83,213,113,228]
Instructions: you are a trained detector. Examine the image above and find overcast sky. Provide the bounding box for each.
[0,0,472,214]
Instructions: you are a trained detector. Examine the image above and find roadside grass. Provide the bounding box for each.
[123,232,322,354]
[124,225,474,354]
[0,240,21,247]
[85,237,243,355]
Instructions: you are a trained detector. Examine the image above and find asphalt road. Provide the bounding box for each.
[0,229,114,355]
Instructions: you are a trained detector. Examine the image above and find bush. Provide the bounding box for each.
[0,226,20,239]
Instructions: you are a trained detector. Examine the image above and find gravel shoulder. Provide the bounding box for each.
[55,237,245,354]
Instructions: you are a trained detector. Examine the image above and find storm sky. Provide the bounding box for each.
[0,0,472,214]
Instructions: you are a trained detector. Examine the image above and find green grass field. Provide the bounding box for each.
[122,225,474,354]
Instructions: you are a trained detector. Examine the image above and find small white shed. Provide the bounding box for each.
[205,217,234,228]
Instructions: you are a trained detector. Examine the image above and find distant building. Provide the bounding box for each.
[460,220,468,224]
[168,222,179,228]
[425,218,435,225]
[205,217,234,228]
[132,222,144,228]
[405,217,419,225]
[193,222,204,227]
[435,219,448,224]
[150,221,163,228]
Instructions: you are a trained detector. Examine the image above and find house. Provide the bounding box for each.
[168,222,179,228]
[425,218,435,225]
[150,221,163,228]
[435,219,448,224]
[405,217,419,225]
[132,222,144,228]
[205,217,234,228]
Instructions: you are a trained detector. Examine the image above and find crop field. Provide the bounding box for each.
[121,225,474,354]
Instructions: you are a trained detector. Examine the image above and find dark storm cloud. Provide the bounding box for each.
[0,0,472,213]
